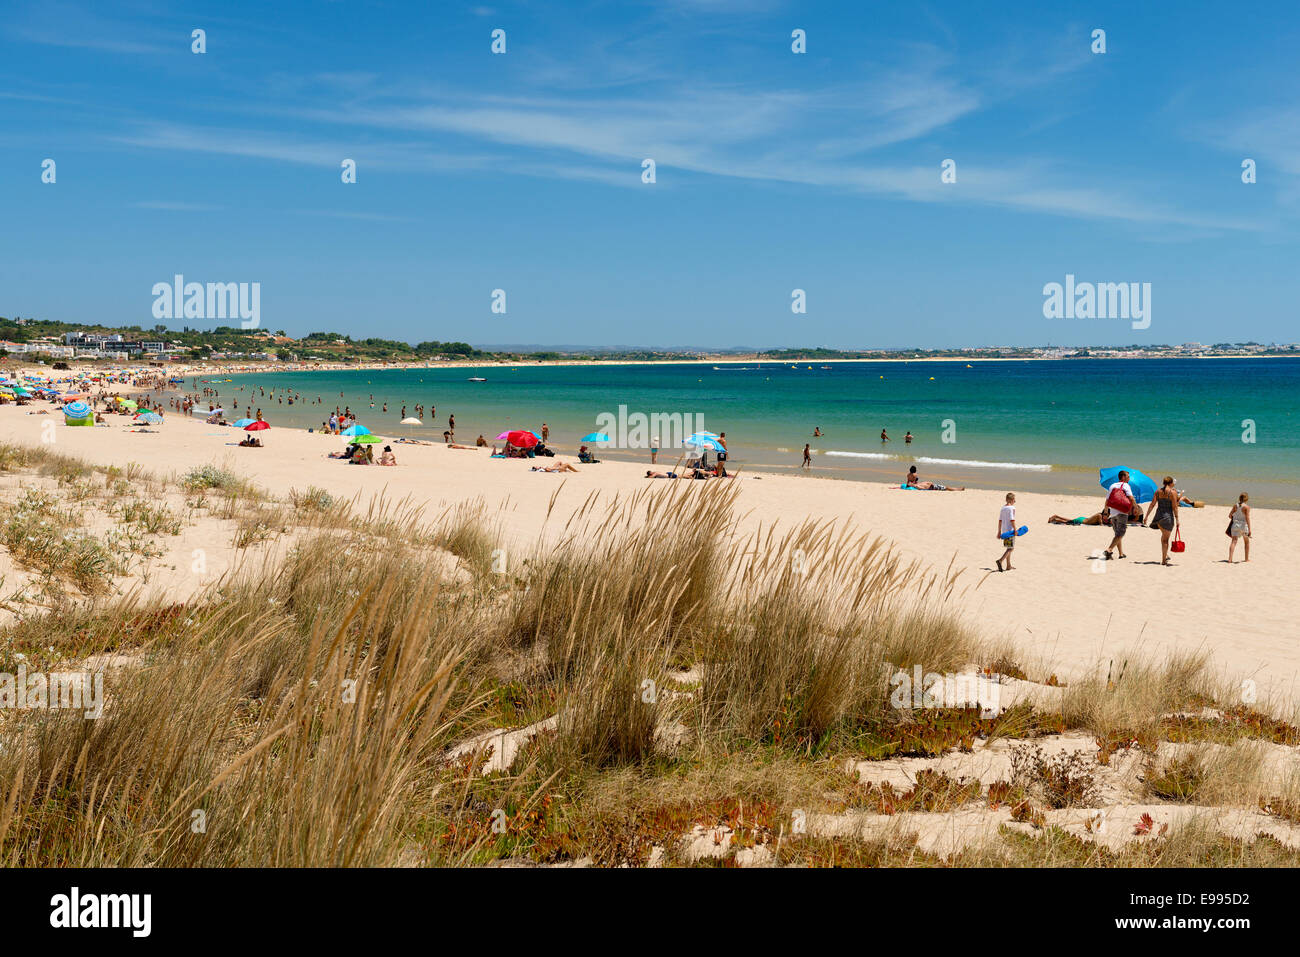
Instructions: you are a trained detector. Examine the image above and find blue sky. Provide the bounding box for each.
[2,0,1297,349]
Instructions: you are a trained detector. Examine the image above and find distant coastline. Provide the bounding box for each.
[69,351,1300,380]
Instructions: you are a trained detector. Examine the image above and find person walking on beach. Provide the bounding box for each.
[541,422,549,443]
[717,432,728,466]
[801,444,812,468]
[1145,475,1180,565]
[650,436,659,465]
[996,493,1017,571]
[1227,493,1252,562]
[1103,470,1136,560]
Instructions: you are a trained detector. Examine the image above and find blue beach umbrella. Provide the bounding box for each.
[134,411,164,425]
[63,401,93,427]
[232,418,256,428]
[683,432,723,452]
[1099,466,1157,504]
[341,425,371,437]
[580,432,610,443]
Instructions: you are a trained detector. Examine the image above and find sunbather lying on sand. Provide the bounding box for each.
[531,462,578,473]
[1049,512,1105,525]
[902,467,964,491]
[646,469,710,480]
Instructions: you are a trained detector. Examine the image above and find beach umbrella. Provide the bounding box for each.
[134,411,164,425]
[244,420,269,432]
[1099,466,1157,505]
[63,401,93,427]
[580,432,611,443]
[341,425,371,436]
[400,417,422,425]
[232,418,256,427]
[685,430,722,443]
[505,430,538,449]
[351,433,382,444]
[683,435,723,452]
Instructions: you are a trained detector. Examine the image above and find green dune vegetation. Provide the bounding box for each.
[1,449,1299,868]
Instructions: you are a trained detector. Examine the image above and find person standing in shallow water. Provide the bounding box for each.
[801,444,812,468]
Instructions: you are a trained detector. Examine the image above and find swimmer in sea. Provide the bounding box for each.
[880,429,889,444]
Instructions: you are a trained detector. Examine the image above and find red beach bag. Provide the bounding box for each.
[1105,485,1132,513]
[1170,530,1185,553]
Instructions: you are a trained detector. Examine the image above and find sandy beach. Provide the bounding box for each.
[0,392,1292,706]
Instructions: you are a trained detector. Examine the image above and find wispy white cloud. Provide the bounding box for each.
[9,2,171,55]
[57,14,1264,233]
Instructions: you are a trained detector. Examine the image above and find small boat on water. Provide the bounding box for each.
[467,377,487,382]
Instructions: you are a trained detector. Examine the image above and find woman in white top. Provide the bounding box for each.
[1227,493,1252,563]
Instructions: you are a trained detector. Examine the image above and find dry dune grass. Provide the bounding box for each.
[1,470,1298,867]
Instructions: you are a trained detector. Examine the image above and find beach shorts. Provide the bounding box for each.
[1003,535,1015,549]
[1110,514,1128,536]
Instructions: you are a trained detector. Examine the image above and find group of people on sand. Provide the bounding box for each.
[996,470,1254,571]
[328,442,397,466]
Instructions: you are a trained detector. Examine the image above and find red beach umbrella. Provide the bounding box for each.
[505,429,538,448]
[244,420,270,431]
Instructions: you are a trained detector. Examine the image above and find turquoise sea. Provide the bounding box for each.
[188,358,1300,507]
